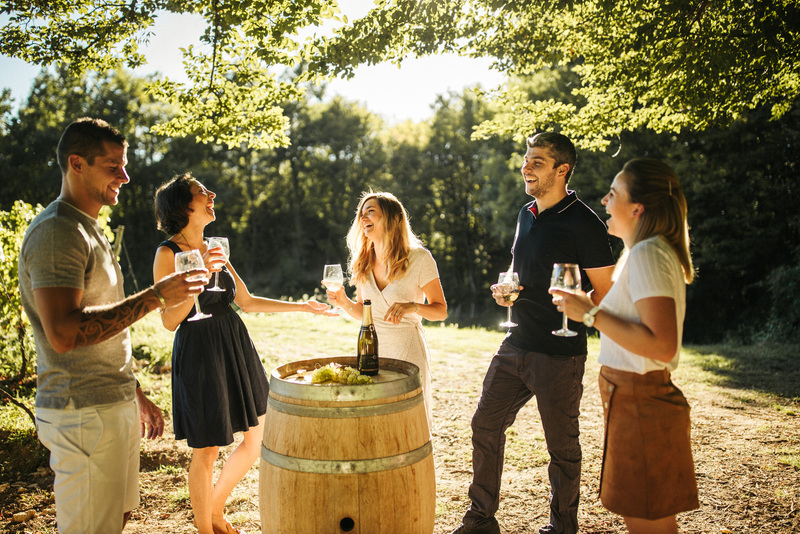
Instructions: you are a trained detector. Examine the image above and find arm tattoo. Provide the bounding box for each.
[75,294,152,348]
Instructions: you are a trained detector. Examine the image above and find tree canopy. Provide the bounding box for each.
[3,0,798,149]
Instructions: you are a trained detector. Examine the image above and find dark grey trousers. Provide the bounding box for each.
[463,340,586,534]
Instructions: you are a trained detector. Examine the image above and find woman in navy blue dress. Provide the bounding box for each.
[153,173,329,534]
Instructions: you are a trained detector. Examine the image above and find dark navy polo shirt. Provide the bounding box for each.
[506,191,615,356]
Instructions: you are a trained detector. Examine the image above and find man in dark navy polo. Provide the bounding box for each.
[451,132,616,534]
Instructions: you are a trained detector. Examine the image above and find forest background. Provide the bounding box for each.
[2,64,798,348]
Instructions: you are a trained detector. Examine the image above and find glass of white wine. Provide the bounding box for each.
[322,264,345,314]
[174,249,212,321]
[206,236,229,292]
[497,271,520,328]
[550,262,581,337]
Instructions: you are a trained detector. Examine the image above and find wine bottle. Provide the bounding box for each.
[357,299,379,376]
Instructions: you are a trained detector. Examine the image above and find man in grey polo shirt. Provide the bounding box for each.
[19,117,206,534]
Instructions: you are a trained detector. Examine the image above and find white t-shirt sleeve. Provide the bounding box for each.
[628,239,681,303]
[414,248,440,288]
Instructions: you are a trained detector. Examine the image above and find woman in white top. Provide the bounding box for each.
[551,159,698,534]
[326,191,447,426]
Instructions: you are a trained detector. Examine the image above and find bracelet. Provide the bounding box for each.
[152,286,167,311]
[413,302,418,313]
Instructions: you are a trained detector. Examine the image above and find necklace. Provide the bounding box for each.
[177,230,203,250]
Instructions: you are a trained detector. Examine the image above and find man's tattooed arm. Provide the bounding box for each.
[75,292,157,348]
[33,286,164,353]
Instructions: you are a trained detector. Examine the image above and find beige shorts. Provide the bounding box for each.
[36,399,140,534]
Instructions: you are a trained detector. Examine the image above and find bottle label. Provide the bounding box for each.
[357,325,379,375]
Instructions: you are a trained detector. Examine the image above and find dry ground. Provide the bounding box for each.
[1,317,798,533]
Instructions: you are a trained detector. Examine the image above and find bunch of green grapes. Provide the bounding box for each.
[310,363,373,384]
[336,366,373,385]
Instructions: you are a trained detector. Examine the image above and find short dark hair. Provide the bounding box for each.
[526,132,578,182]
[154,173,195,235]
[56,118,127,174]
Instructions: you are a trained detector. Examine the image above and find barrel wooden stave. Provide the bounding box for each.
[259,357,435,534]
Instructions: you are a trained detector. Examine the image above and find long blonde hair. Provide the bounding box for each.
[623,159,694,283]
[346,191,422,286]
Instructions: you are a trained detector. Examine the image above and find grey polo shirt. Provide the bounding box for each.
[19,199,135,409]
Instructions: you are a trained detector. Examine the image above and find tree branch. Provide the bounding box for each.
[0,387,36,427]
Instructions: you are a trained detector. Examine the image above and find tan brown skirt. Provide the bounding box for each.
[598,366,699,519]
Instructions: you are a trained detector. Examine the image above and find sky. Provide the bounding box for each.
[0,3,505,124]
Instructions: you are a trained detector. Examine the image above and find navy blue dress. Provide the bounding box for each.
[159,241,269,448]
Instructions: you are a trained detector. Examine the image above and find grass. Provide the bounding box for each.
[2,312,798,481]
[0,397,47,480]
[503,428,549,469]
[680,343,800,401]
[168,486,190,505]
[154,464,184,476]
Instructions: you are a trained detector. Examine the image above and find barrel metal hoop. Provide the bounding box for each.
[261,441,433,474]
[267,392,423,418]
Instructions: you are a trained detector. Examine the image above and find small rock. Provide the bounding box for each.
[13,510,35,523]
[0,483,9,492]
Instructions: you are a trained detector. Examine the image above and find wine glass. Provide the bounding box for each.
[206,236,229,292]
[497,271,520,328]
[322,264,345,314]
[550,263,581,337]
[174,249,212,321]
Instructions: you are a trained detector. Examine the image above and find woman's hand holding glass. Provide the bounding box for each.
[205,237,229,292]
[548,265,595,335]
[201,242,227,276]
[550,263,582,336]
[322,264,346,315]
[549,287,593,316]
[324,283,350,316]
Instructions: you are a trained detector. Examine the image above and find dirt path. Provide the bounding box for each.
[2,337,798,533]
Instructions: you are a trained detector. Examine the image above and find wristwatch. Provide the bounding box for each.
[583,306,600,327]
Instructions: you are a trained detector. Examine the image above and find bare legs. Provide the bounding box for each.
[189,445,220,534]
[210,416,265,530]
[189,415,266,533]
[624,515,678,534]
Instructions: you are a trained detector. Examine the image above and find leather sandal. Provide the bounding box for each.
[212,522,245,534]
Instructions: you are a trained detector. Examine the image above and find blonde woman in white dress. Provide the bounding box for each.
[326,191,447,426]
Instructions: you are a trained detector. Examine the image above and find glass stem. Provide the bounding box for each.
[213,271,220,288]
[194,296,203,314]
[507,307,512,324]
[562,310,569,331]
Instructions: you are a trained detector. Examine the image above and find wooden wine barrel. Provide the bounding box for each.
[259,357,435,534]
